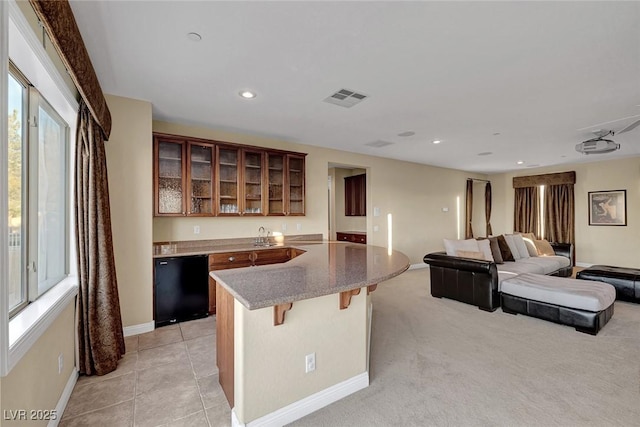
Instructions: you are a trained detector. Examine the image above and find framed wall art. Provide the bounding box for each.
[588,190,627,226]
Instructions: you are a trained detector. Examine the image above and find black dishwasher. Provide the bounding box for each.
[154,255,209,327]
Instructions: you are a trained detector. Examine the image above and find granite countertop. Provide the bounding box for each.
[152,234,323,258]
[210,241,410,310]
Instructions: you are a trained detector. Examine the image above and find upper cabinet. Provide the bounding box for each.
[153,133,305,217]
[155,136,186,216]
[344,173,366,216]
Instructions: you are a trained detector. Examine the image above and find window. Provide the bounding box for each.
[7,63,69,318]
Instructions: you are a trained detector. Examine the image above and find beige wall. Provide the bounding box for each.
[333,167,367,233]
[1,303,76,426]
[152,121,487,266]
[234,290,367,423]
[490,156,640,266]
[104,95,153,328]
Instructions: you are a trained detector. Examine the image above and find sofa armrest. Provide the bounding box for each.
[423,251,495,274]
[423,251,500,311]
[550,243,574,266]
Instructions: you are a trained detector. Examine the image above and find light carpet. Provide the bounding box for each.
[291,268,640,426]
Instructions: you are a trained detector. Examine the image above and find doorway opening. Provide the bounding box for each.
[328,163,368,241]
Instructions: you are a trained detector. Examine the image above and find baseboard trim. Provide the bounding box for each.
[409,263,428,270]
[123,321,154,337]
[48,368,78,427]
[231,372,369,427]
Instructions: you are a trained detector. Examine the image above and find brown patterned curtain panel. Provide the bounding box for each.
[514,186,540,236]
[465,179,473,238]
[544,184,575,261]
[485,182,493,236]
[76,100,124,375]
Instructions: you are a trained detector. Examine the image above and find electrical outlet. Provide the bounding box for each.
[373,225,379,232]
[58,354,63,374]
[305,352,316,373]
[282,223,287,231]
[193,226,200,234]
[296,223,302,231]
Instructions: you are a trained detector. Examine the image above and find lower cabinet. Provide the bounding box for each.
[336,232,367,244]
[154,255,209,327]
[208,248,294,314]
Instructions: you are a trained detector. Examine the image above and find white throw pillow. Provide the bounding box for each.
[476,239,494,262]
[522,237,539,257]
[443,238,480,256]
[511,234,531,259]
[502,234,521,260]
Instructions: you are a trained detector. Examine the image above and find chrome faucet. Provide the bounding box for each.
[256,226,266,246]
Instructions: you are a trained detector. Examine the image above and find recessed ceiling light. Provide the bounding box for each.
[516,160,524,165]
[239,91,256,99]
[187,32,202,42]
[398,131,415,137]
[432,140,442,144]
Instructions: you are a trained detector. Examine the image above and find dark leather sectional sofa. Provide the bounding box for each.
[423,243,573,312]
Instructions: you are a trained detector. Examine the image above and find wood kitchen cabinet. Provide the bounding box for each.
[154,133,305,217]
[154,135,215,216]
[344,173,366,216]
[154,136,187,216]
[267,153,305,216]
[336,231,367,244]
[207,248,295,314]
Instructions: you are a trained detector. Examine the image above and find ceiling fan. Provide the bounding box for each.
[576,117,640,155]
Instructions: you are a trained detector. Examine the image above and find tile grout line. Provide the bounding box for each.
[182,322,214,427]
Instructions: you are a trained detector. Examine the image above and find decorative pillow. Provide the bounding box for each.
[496,235,515,262]
[488,237,504,264]
[443,238,479,256]
[476,239,494,262]
[456,250,485,260]
[520,232,536,241]
[534,239,556,256]
[502,234,521,260]
[522,237,539,257]
[511,234,530,259]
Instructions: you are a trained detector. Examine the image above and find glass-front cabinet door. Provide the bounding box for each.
[155,138,186,215]
[243,149,264,215]
[287,154,305,215]
[217,146,240,215]
[267,153,285,215]
[187,143,214,215]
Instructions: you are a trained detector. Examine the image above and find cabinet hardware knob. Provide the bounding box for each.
[228,256,235,262]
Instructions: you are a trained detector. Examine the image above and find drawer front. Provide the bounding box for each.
[253,248,291,266]
[355,234,366,244]
[336,233,351,242]
[209,251,253,270]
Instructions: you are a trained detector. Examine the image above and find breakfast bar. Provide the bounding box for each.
[210,241,409,426]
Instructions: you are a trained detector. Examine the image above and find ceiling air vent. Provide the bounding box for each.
[323,88,369,108]
[365,140,394,148]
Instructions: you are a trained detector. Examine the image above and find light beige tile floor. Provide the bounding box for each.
[60,316,231,427]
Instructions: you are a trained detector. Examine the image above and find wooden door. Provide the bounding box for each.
[242,149,266,215]
[154,137,186,216]
[286,154,305,215]
[267,152,285,215]
[187,142,214,216]
[216,146,241,216]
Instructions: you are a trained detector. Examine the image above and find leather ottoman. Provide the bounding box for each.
[577,265,640,303]
[501,273,615,335]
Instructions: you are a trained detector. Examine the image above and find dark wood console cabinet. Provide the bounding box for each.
[336,231,367,244]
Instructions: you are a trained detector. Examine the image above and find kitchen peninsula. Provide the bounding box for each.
[210,240,409,426]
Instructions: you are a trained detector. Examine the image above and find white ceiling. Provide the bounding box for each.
[69,1,640,173]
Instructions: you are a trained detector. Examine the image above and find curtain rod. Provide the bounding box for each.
[467,178,491,183]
